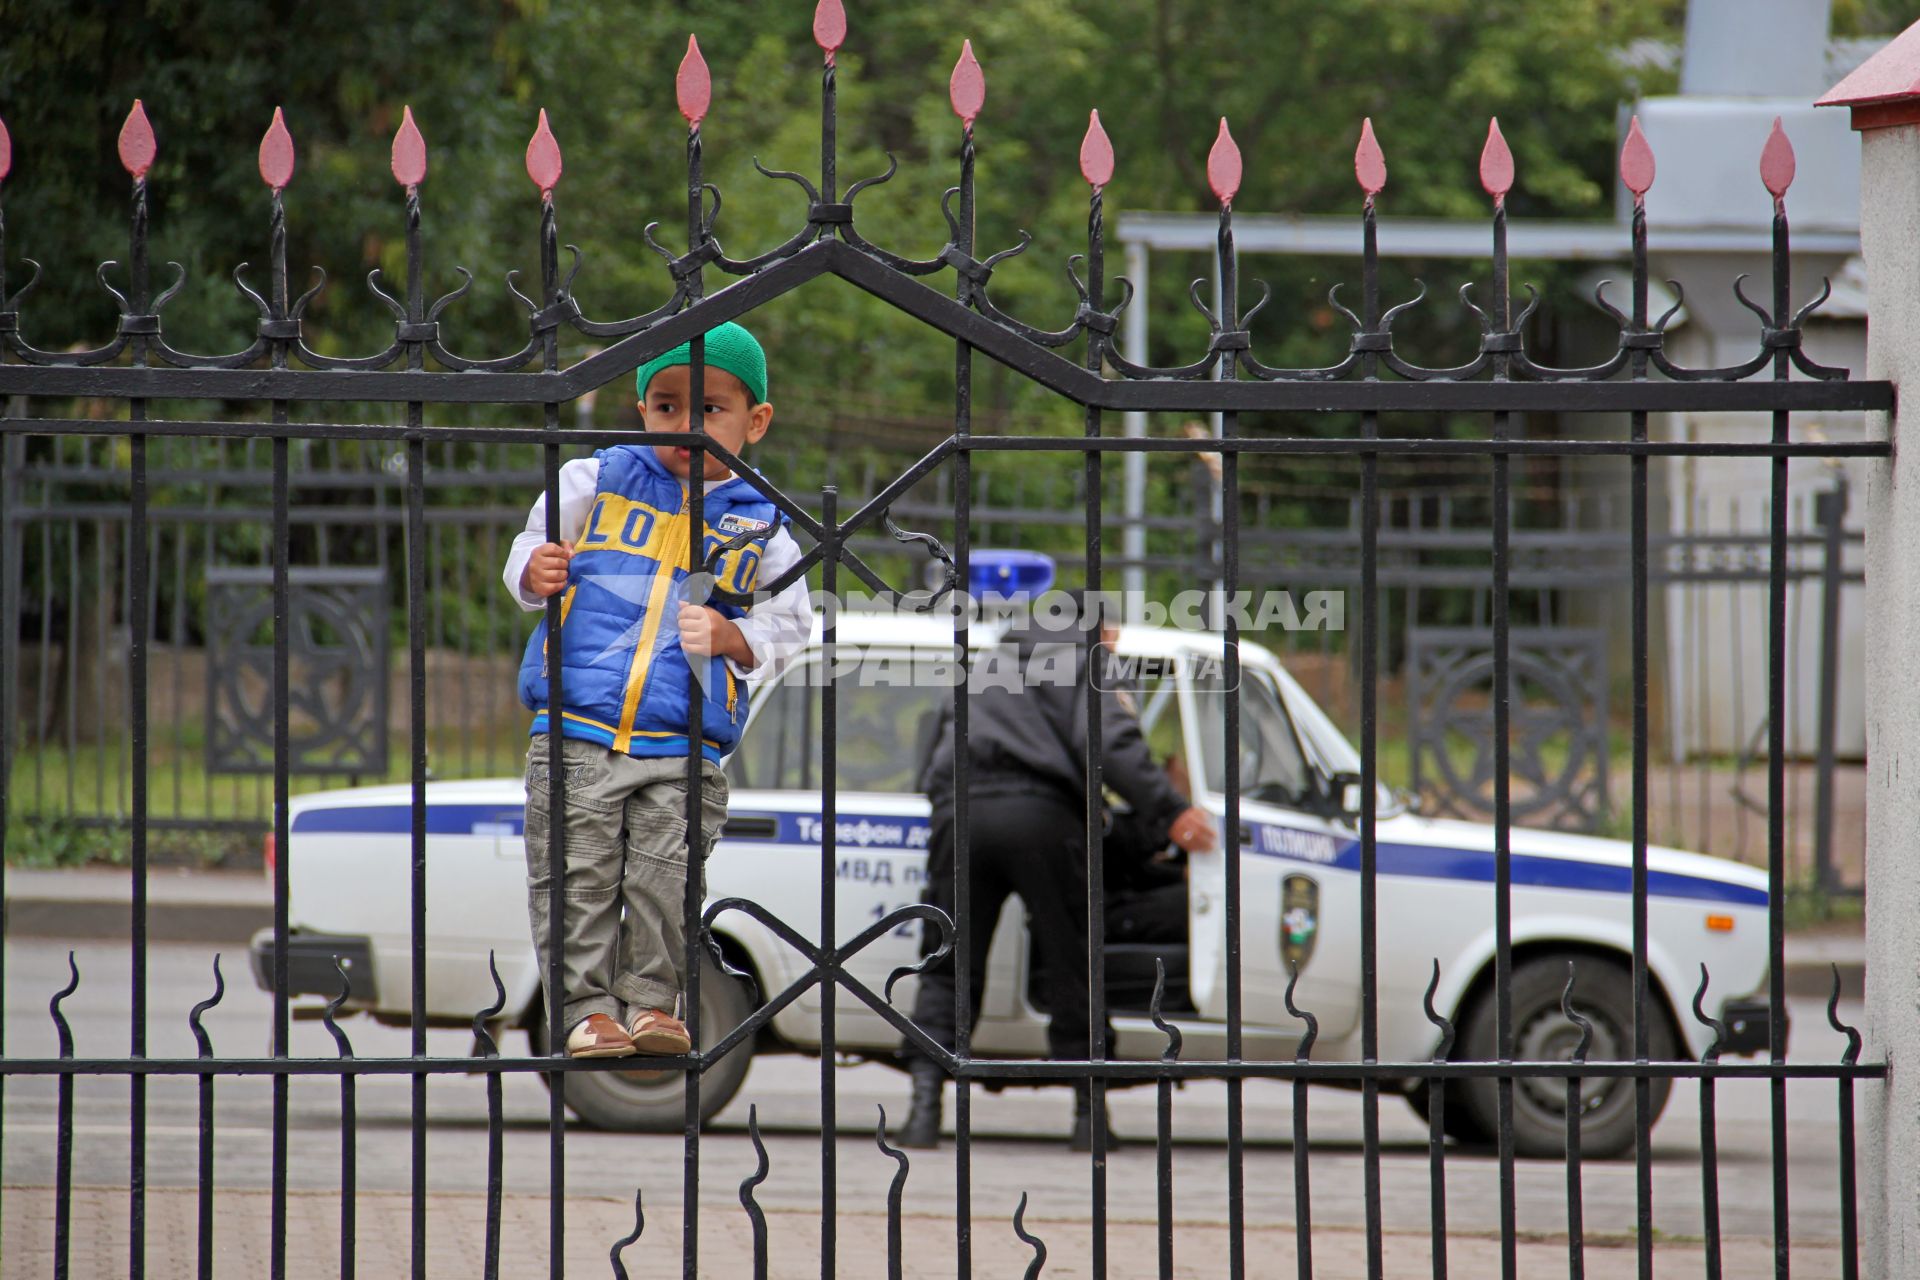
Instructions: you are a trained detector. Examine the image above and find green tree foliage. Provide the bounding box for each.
[2,0,1679,404]
[0,0,1686,621]
[0,1,552,361]
[1835,0,1920,35]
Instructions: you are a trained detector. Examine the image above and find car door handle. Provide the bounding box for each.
[722,814,780,840]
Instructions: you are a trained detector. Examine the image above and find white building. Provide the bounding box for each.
[1115,0,1875,763]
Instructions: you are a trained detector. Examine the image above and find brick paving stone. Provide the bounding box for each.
[0,1185,1848,1279]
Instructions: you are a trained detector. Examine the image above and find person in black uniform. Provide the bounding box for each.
[1100,751,1196,948]
[895,591,1216,1150]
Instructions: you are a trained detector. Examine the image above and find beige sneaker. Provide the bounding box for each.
[565,1013,636,1058]
[627,1008,693,1055]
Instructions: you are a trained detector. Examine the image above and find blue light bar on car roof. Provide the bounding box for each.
[969,549,1055,603]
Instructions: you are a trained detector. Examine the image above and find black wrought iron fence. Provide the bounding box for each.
[0,8,1893,1278]
[0,434,1864,892]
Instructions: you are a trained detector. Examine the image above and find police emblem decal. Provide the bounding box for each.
[1281,873,1319,973]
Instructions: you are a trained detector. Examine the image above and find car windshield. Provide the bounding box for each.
[1258,657,1405,816]
[1190,661,1315,807]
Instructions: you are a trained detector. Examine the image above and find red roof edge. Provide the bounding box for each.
[1818,20,1920,111]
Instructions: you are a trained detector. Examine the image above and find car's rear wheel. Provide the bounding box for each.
[528,953,757,1132]
[1458,954,1674,1159]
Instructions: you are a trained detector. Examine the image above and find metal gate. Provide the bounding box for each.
[0,12,1892,1278]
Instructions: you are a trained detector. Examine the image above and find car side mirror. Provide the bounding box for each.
[1324,770,1364,821]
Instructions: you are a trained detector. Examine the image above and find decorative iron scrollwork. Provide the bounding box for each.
[205,567,389,777]
[1407,627,1609,832]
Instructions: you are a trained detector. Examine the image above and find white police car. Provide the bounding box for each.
[252,557,1774,1159]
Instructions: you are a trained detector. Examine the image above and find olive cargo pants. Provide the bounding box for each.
[523,732,729,1030]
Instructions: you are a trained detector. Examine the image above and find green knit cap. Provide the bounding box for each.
[634,321,769,406]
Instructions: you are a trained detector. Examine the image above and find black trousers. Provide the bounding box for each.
[906,789,1106,1064]
[1106,879,1188,945]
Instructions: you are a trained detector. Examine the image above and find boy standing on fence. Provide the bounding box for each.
[503,321,812,1058]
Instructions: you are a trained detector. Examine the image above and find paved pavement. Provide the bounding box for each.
[0,1185,1856,1279]
[0,934,1873,1279]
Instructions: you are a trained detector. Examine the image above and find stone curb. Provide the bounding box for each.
[4,894,272,945]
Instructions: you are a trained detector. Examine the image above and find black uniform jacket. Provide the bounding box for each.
[916,617,1189,850]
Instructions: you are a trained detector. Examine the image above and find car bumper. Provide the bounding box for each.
[1717,995,1779,1056]
[248,928,376,1005]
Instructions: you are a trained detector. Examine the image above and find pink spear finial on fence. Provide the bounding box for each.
[526,109,562,200]
[1479,117,1513,206]
[258,107,295,193]
[1760,117,1795,212]
[1355,118,1386,205]
[1208,118,1241,207]
[950,40,985,128]
[1081,109,1114,191]
[0,116,11,188]
[391,106,427,189]
[1619,115,1655,204]
[814,0,847,65]
[678,35,711,127]
[119,100,156,180]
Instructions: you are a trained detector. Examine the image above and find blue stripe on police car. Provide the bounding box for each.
[291,804,1761,905]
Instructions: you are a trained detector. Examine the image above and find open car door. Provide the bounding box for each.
[1182,650,1362,1047]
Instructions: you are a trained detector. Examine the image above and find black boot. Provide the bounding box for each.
[1070,1085,1120,1153]
[898,1058,944,1149]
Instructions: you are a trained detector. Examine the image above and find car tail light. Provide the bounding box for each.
[264,828,276,879]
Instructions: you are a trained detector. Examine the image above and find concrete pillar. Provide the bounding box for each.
[1820,26,1920,1270]
[1848,110,1920,1280]
[1858,116,1920,1278]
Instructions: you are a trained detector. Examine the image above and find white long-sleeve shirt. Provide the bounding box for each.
[502,456,814,683]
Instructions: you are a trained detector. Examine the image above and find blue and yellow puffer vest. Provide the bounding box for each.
[516,445,785,762]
